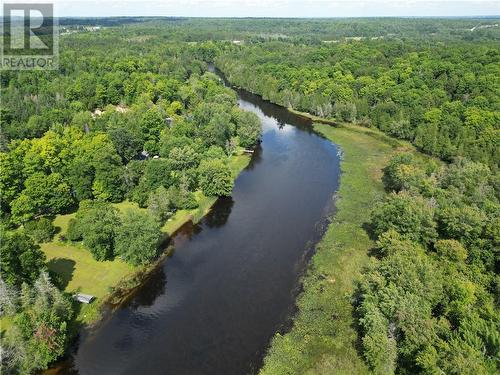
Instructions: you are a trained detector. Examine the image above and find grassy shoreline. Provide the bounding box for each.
[0,151,252,338]
[287,108,339,126]
[260,123,405,374]
[69,151,251,324]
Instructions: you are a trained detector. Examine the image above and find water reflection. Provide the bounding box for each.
[62,66,341,375]
[205,197,234,228]
[128,266,167,309]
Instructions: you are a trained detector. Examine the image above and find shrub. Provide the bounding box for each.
[66,218,83,241]
[24,218,56,243]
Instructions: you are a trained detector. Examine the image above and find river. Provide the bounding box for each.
[61,68,341,375]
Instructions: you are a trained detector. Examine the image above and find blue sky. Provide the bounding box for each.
[19,1,500,17]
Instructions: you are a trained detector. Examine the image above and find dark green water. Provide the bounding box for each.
[62,69,341,375]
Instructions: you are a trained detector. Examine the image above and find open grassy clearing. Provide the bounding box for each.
[41,242,135,324]
[37,151,251,325]
[260,123,405,375]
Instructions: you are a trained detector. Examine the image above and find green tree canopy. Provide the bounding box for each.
[0,231,46,288]
[115,210,162,266]
[197,159,234,197]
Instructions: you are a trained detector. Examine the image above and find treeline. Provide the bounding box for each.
[105,17,500,43]
[217,39,499,169]
[357,154,499,374]
[0,29,260,374]
[0,72,260,224]
[213,27,499,374]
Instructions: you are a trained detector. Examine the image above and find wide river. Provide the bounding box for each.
[62,69,340,374]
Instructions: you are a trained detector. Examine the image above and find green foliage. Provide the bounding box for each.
[147,186,172,222]
[167,184,198,210]
[168,145,200,170]
[1,39,257,230]
[435,239,468,262]
[235,110,262,148]
[371,191,438,245]
[2,272,73,374]
[358,152,499,375]
[438,205,486,245]
[382,152,426,192]
[24,218,56,243]
[10,173,74,224]
[140,107,166,155]
[107,116,143,163]
[1,19,498,375]
[0,232,46,288]
[0,152,23,212]
[197,159,234,197]
[217,35,500,168]
[65,218,83,241]
[114,210,162,266]
[75,201,120,261]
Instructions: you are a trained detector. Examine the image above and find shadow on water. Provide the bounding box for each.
[51,65,341,375]
[205,197,234,228]
[128,266,167,309]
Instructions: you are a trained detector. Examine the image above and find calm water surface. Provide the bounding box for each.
[62,71,341,375]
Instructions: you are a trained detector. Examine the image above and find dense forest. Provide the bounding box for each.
[217,39,499,168]
[0,17,499,375]
[359,154,499,374]
[213,20,499,375]
[0,28,260,374]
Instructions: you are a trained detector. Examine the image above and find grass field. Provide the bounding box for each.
[260,123,404,375]
[41,242,135,324]
[41,243,135,299]
[37,151,252,325]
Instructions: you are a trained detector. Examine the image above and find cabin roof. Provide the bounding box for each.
[75,293,95,304]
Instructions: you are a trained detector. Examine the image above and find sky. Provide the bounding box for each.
[3,0,500,18]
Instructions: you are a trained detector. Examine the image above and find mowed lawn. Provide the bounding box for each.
[42,217,136,324]
[41,242,135,299]
[42,151,251,322]
[260,124,406,375]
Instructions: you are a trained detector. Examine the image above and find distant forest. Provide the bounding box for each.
[1,17,498,375]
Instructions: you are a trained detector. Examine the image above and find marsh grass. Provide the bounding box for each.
[260,123,403,375]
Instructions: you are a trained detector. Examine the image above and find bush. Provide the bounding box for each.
[333,101,357,122]
[24,218,56,243]
[66,218,83,241]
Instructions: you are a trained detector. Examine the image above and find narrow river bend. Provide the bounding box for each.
[67,69,341,375]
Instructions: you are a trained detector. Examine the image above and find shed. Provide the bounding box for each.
[75,293,95,304]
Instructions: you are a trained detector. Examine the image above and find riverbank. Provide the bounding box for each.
[260,123,407,374]
[1,151,252,342]
[65,151,252,325]
[287,108,338,126]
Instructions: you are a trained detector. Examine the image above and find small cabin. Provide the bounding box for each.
[75,293,95,304]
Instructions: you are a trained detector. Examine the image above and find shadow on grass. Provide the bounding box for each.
[47,258,76,290]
